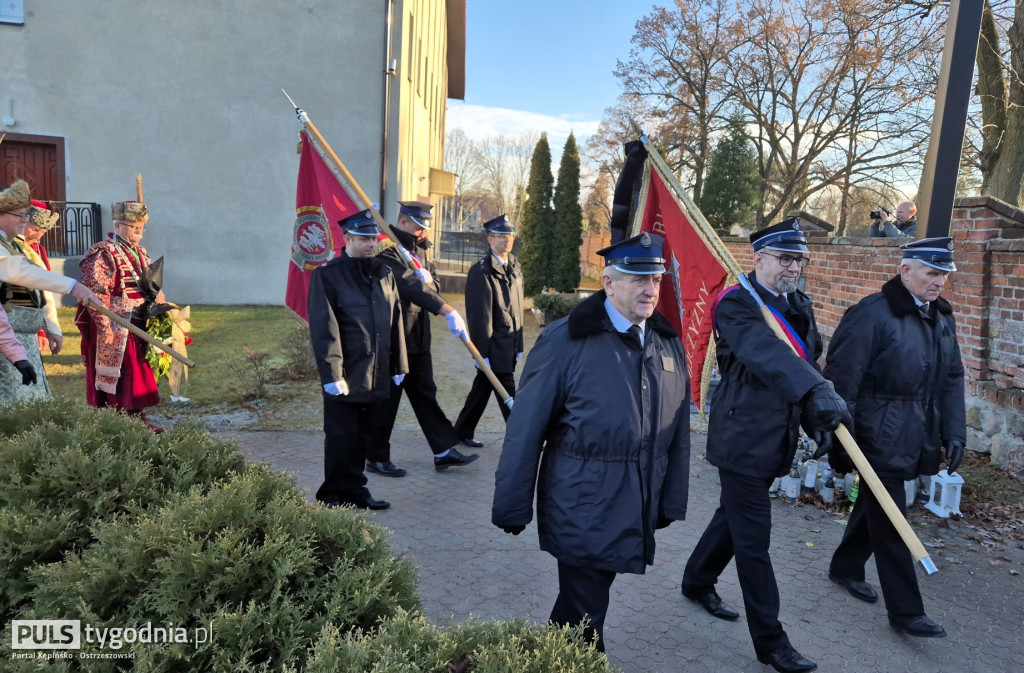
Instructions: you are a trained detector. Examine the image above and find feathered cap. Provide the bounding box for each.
[0,180,31,214]
[111,174,149,224]
[28,200,59,231]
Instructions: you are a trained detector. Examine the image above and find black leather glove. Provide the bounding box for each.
[828,440,855,475]
[946,441,964,474]
[811,430,832,459]
[500,525,525,536]
[656,516,673,530]
[801,381,852,435]
[13,360,36,386]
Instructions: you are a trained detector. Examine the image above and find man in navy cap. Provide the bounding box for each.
[822,236,965,639]
[369,200,478,477]
[493,232,691,653]
[680,218,850,673]
[453,214,524,443]
[307,210,408,510]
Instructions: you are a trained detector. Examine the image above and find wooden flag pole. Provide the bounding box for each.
[282,90,512,409]
[638,133,937,574]
[87,300,195,368]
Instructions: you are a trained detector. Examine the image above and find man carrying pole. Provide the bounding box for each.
[823,237,965,638]
[679,219,850,673]
[368,200,479,476]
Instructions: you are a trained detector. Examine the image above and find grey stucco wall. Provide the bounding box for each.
[2,0,399,304]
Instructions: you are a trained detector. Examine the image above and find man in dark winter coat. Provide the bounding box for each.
[492,232,691,653]
[824,236,965,639]
[368,200,479,477]
[308,210,408,510]
[680,219,850,673]
[453,214,524,442]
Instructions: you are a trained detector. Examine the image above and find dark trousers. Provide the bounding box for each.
[550,562,617,653]
[370,351,460,459]
[682,469,788,654]
[830,475,924,616]
[453,368,515,438]
[316,395,387,504]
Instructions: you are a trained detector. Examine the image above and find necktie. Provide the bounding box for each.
[920,302,931,319]
[627,324,643,350]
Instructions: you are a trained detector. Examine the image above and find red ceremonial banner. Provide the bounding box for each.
[637,163,731,410]
[286,131,360,321]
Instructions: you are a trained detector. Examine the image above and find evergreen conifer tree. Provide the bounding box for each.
[698,113,760,232]
[519,133,555,296]
[551,133,583,291]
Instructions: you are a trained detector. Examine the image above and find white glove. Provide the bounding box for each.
[445,310,466,338]
[414,267,433,285]
[392,374,405,385]
[473,357,490,371]
[516,352,523,363]
[323,381,349,396]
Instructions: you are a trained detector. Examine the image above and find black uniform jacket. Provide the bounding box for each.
[376,225,446,355]
[706,271,825,479]
[824,275,966,480]
[465,252,524,373]
[492,291,691,574]
[307,254,408,403]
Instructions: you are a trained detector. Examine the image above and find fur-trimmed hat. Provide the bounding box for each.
[28,200,59,231]
[0,180,31,214]
[112,174,149,224]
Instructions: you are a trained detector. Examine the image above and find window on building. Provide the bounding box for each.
[1,0,25,25]
[407,14,414,82]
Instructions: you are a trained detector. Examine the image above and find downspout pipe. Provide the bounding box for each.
[380,0,396,211]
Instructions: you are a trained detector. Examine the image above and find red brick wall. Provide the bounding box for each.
[721,197,1024,410]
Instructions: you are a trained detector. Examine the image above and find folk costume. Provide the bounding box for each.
[75,185,160,416]
[0,183,59,400]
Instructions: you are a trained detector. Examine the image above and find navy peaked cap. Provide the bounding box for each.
[901,236,956,272]
[750,218,808,254]
[596,231,666,275]
[338,209,381,236]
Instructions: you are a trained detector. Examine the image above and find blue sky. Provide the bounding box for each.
[447,1,656,149]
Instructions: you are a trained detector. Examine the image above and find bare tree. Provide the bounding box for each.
[442,127,483,231]
[615,0,735,201]
[474,131,539,226]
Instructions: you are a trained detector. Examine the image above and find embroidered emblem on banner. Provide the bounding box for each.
[292,205,335,270]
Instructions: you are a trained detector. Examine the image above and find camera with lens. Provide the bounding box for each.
[870,209,888,220]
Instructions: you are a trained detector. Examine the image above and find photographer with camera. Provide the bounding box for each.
[869,201,917,238]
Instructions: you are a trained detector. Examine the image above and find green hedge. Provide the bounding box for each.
[531,292,588,321]
[0,399,246,620]
[302,610,611,673]
[0,400,611,672]
[18,467,418,671]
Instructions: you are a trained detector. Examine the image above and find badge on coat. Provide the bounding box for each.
[661,355,675,372]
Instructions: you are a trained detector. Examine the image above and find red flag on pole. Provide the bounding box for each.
[635,161,732,411]
[286,131,360,321]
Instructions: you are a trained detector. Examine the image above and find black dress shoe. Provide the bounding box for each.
[888,614,946,638]
[434,447,479,471]
[681,587,739,621]
[829,572,878,603]
[343,497,391,510]
[756,643,817,673]
[461,437,484,448]
[366,460,407,477]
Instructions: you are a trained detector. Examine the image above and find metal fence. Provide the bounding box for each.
[39,202,103,257]
[435,230,489,273]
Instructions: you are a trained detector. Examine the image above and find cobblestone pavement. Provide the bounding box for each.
[222,403,1024,673]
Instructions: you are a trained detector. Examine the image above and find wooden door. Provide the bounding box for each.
[0,133,65,201]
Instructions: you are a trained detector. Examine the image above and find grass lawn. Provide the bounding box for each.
[44,300,546,433]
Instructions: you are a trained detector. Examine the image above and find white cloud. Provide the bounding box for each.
[447,103,600,150]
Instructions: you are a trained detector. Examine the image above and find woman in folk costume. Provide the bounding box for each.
[76,176,164,432]
[0,182,55,400]
[21,200,63,354]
